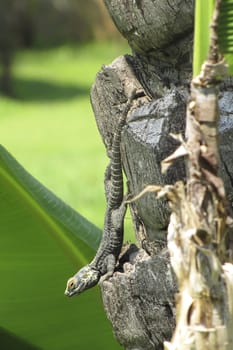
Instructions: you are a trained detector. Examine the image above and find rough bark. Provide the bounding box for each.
[101,245,177,350]
[104,0,194,64]
[90,1,233,349]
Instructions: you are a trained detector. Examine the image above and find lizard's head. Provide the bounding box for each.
[64,265,100,297]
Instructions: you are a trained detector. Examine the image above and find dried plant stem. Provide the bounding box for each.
[164,1,233,349]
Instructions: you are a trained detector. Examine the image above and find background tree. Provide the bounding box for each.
[0,0,120,95]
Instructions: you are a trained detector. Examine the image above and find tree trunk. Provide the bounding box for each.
[90,1,233,349]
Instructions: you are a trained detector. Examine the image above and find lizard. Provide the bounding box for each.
[64,91,136,297]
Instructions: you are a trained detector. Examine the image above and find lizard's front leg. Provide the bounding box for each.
[99,254,116,283]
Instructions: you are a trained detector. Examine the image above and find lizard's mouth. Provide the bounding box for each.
[64,288,78,297]
[64,283,84,297]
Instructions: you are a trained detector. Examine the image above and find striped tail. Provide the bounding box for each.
[108,96,133,209]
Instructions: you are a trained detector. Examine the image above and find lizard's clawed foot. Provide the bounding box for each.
[99,271,114,284]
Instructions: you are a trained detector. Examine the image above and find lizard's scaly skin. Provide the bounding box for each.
[65,92,135,297]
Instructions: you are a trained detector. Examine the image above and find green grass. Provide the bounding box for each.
[0,41,134,234]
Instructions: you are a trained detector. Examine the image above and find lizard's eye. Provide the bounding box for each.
[69,281,75,289]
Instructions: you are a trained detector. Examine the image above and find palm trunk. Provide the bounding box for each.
[90,1,233,349]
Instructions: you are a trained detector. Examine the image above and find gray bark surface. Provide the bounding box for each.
[90,1,233,349]
[104,0,194,63]
[101,245,177,350]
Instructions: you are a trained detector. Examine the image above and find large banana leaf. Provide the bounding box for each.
[0,145,122,350]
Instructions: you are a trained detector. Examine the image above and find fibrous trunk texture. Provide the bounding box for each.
[163,2,233,348]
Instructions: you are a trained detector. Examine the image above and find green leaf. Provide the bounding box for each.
[218,0,233,74]
[0,145,102,256]
[194,0,233,76]
[193,0,215,77]
[0,146,121,350]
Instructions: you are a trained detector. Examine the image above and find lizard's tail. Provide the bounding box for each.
[108,94,134,209]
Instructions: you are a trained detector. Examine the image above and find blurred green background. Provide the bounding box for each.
[0,1,132,349]
[0,42,130,228]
